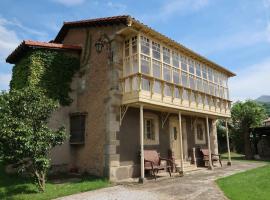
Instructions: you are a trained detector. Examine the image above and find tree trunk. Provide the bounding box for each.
[244,129,253,159]
[35,170,46,192]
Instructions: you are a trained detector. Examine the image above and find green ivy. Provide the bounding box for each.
[10,49,80,105]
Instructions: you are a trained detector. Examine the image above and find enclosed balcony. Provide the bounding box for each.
[120,34,232,118]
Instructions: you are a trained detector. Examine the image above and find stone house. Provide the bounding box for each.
[6,15,235,181]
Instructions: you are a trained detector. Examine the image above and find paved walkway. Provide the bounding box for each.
[57,161,266,200]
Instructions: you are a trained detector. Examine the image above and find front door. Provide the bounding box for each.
[170,119,181,159]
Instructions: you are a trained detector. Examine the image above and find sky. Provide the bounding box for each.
[0,0,269,101]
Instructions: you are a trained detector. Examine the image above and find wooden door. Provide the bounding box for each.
[170,119,181,159]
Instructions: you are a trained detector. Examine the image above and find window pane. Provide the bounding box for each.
[203,80,209,93]
[152,41,160,60]
[196,63,201,77]
[189,60,195,74]
[125,40,129,57]
[153,80,161,94]
[198,94,203,104]
[190,91,196,102]
[182,89,189,100]
[202,66,207,79]
[174,87,180,98]
[124,57,130,76]
[140,36,150,55]
[181,72,188,87]
[181,56,188,71]
[189,75,196,90]
[132,55,138,73]
[173,69,180,84]
[142,78,150,91]
[153,60,161,78]
[132,36,137,54]
[70,115,85,143]
[208,68,213,81]
[163,47,170,64]
[164,84,172,96]
[163,65,171,82]
[172,52,179,68]
[141,55,150,74]
[197,78,203,91]
[132,76,138,91]
[125,78,130,92]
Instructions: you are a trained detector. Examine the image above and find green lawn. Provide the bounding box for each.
[0,162,110,200]
[217,164,270,200]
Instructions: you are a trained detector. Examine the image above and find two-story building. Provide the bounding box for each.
[6,15,235,181]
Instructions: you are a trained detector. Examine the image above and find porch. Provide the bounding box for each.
[118,103,232,181]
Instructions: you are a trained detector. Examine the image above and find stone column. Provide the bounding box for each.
[225,120,232,166]
[210,119,219,155]
[206,116,213,170]
[178,111,184,176]
[139,105,145,183]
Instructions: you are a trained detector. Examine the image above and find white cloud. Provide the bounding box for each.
[51,0,85,6]
[106,1,127,11]
[230,57,270,102]
[0,18,21,61]
[0,73,11,91]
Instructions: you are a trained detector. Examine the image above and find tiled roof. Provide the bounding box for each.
[6,40,81,64]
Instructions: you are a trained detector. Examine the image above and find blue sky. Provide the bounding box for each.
[0,0,269,101]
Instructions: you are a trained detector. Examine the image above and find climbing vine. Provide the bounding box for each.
[10,49,80,105]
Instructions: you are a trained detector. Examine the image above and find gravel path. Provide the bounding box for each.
[56,161,266,200]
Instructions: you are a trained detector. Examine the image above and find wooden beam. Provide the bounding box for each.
[178,111,184,176]
[206,116,213,170]
[139,104,145,183]
[226,119,232,166]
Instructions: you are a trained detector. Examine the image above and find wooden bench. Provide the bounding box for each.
[200,148,222,167]
[144,150,172,180]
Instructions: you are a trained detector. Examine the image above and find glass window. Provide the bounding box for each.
[198,94,203,104]
[172,52,179,68]
[70,114,86,144]
[141,55,150,74]
[197,78,203,91]
[140,36,150,55]
[196,124,204,141]
[182,89,189,100]
[174,87,180,98]
[132,55,138,73]
[142,78,150,91]
[181,72,188,87]
[204,96,209,105]
[164,84,172,96]
[190,91,196,103]
[202,66,207,79]
[181,56,188,71]
[153,80,162,94]
[203,80,209,93]
[144,118,155,140]
[132,36,137,54]
[189,75,196,90]
[215,85,219,97]
[152,41,160,60]
[132,76,138,91]
[189,60,195,74]
[152,60,161,78]
[196,63,201,77]
[163,65,171,82]
[173,69,180,85]
[208,68,213,81]
[124,39,129,57]
[163,47,170,64]
[209,83,215,95]
[214,70,218,84]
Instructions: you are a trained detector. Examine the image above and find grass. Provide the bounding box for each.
[0,162,110,200]
[217,164,270,200]
[221,152,270,163]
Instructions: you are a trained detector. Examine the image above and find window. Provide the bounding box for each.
[163,65,171,82]
[132,76,138,91]
[182,89,189,101]
[142,78,150,91]
[197,78,203,91]
[196,63,201,77]
[144,113,159,145]
[132,36,137,54]
[153,60,161,78]
[195,122,206,144]
[132,55,139,73]
[208,68,213,81]
[124,40,129,57]
[164,84,172,96]
[181,72,188,87]
[153,80,162,94]
[181,56,188,71]
[140,36,150,55]
[189,75,196,90]
[124,58,130,76]
[203,80,209,93]
[152,41,160,60]
[174,87,180,98]
[70,113,86,144]
[141,55,150,74]
[124,78,130,92]
[202,66,207,79]
[163,47,170,64]
[189,60,195,74]
[172,52,180,68]
[190,91,196,103]
[197,94,203,104]
[173,69,180,84]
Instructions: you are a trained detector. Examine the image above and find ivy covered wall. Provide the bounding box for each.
[10,49,80,105]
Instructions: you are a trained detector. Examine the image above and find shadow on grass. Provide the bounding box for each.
[222,154,270,163]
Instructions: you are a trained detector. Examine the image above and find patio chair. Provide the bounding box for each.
[144,150,172,180]
[200,148,222,167]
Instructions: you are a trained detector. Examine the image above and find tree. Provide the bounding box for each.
[231,100,267,159]
[0,88,66,191]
